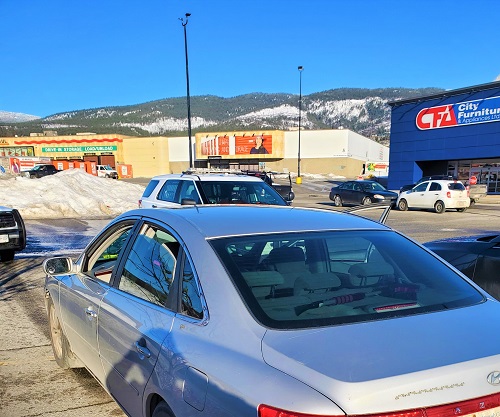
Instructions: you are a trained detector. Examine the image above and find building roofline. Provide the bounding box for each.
[387,80,500,107]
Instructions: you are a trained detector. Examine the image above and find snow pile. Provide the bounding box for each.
[1,169,145,219]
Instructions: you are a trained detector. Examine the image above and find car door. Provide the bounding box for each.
[58,220,136,383]
[339,182,355,204]
[424,182,443,208]
[352,182,365,204]
[405,181,430,208]
[98,221,180,417]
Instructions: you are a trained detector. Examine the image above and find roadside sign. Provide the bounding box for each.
[470,176,477,185]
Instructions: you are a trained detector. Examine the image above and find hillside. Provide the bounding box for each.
[0,87,444,144]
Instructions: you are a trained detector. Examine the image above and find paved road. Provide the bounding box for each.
[2,180,500,417]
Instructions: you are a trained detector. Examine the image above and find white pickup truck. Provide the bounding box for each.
[96,165,119,179]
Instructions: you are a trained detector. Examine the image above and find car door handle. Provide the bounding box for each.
[135,340,151,359]
[85,307,97,319]
[152,205,157,208]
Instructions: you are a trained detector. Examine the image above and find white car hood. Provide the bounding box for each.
[262,302,500,414]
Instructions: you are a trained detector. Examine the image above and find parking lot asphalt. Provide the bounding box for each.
[291,179,500,205]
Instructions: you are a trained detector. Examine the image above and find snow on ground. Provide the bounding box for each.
[1,169,145,219]
[0,169,348,220]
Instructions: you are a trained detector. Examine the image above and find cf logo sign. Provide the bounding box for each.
[487,372,500,385]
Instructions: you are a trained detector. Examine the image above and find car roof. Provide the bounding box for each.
[150,173,264,182]
[129,205,390,239]
[419,179,463,184]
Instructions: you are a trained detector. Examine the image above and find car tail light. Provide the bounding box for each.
[446,191,451,198]
[259,392,500,417]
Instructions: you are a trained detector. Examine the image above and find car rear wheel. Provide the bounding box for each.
[333,195,342,207]
[397,199,408,211]
[456,208,467,212]
[362,197,372,205]
[48,297,81,369]
[434,200,445,214]
[152,401,175,417]
[0,249,15,262]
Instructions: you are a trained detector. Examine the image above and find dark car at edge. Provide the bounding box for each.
[424,233,500,300]
[0,206,26,262]
[329,180,398,207]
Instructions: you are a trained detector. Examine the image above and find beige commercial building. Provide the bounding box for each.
[0,129,389,178]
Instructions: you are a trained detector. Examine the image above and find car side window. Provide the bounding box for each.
[119,223,180,307]
[180,259,204,319]
[84,224,135,284]
[142,179,160,198]
[414,182,428,192]
[178,180,200,204]
[158,179,181,202]
[429,182,441,191]
[353,183,362,191]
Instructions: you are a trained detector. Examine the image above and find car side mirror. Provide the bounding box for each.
[43,257,73,275]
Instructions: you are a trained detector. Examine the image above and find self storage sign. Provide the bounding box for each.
[42,146,118,152]
[416,96,500,130]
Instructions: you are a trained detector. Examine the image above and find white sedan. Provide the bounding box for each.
[397,179,470,213]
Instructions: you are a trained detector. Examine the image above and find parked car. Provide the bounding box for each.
[243,170,295,203]
[397,179,470,213]
[401,175,487,205]
[425,233,500,300]
[329,180,398,207]
[96,164,119,179]
[43,205,500,417]
[0,206,26,262]
[139,171,288,208]
[24,163,61,178]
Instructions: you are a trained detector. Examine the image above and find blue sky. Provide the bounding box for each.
[2,0,500,117]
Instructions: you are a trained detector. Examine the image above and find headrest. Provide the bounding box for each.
[242,271,284,288]
[348,262,394,277]
[267,246,305,264]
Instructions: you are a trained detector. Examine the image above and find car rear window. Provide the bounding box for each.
[142,180,160,198]
[210,230,483,329]
[447,182,466,191]
[199,181,287,206]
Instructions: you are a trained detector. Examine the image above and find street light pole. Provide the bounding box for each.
[180,13,193,168]
[296,65,304,184]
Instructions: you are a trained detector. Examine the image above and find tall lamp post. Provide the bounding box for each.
[296,65,304,184]
[180,13,193,168]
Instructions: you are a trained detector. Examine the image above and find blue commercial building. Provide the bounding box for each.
[388,81,500,194]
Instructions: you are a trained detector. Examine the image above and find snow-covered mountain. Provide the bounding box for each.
[0,88,444,143]
[0,111,40,123]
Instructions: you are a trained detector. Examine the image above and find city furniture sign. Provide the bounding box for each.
[41,146,118,152]
[416,96,500,130]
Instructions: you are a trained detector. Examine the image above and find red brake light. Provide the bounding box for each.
[259,393,500,417]
[258,405,423,417]
[259,404,343,417]
[446,191,451,198]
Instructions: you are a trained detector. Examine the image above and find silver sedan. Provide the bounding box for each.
[43,205,500,417]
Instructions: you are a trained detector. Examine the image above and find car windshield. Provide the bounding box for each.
[199,181,287,206]
[210,230,483,329]
[362,182,387,191]
[32,165,44,171]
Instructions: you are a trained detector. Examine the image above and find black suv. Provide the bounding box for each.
[25,164,61,178]
[0,206,26,262]
[243,171,295,203]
